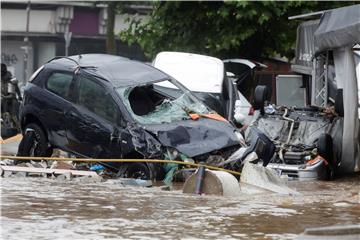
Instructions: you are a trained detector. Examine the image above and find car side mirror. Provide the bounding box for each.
[10,78,18,84]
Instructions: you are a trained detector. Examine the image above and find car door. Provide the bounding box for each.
[64,73,123,158]
[223,59,266,101]
[42,71,76,148]
[215,71,237,122]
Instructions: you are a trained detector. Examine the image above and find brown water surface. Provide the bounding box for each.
[1,175,359,239]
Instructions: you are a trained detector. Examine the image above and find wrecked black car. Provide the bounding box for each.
[18,54,254,180]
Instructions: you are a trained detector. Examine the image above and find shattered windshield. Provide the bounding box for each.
[116,79,210,124]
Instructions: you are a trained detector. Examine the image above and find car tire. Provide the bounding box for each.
[117,163,166,181]
[17,123,53,157]
[147,163,166,181]
[253,85,269,113]
[117,163,153,180]
[335,89,344,117]
[317,133,335,179]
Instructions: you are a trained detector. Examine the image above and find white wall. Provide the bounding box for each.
[1,9,55,33]
[37,42,56,67]
[1,40,34,85]
[1,9,149,35]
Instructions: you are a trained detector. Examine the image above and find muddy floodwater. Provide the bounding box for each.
[1,175,359,239]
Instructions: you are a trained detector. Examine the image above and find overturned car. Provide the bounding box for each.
[246,5,360,180]
[18,54,272,180]
[248,97,342,180]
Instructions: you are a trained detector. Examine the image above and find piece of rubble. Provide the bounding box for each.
[56,174,67,181]
[14,171,27,178]
[240,162,299,195]
[0,159,15,166]
[161,186,171,191]
[26,161,48,168]
[297,225,360,240]
[0,166,101,181]
[15,162,28,167]
[50,161,73,170]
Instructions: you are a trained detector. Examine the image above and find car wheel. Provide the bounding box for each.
[147,163,166,181]
[117,163,152,180]
[17,123,53,157]
[317,133,335,179]
[253,85,269,114]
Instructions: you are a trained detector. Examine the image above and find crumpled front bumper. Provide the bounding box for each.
[267,160,328,180]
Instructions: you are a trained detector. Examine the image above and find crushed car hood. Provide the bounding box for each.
[143,118,240,157]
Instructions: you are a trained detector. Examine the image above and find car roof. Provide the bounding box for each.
[223,59,267,69]
[46,54,170,88]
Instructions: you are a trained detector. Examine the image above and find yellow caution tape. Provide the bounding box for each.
[0,155,241,176]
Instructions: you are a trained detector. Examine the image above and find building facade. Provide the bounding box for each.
[1,1,149,84]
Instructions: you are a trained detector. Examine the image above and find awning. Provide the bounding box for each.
[314,4,360,54]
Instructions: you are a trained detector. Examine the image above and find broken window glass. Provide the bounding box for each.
[117,80,210,124]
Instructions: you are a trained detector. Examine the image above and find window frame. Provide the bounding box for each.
[29,65,44,83]
[45,70,76,101]
[73,73,122,126]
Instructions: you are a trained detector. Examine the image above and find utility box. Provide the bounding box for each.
[276,75,306,107]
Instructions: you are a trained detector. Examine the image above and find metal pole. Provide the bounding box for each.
[311,58,316,105]
[23,0,31,84]
[324,51,329,106]
[194,165,206,195]
[64,31,72,57]
[65,39,68,57]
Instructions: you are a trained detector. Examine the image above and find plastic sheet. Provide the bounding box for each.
[314,4,360,55]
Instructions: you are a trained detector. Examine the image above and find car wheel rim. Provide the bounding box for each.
[130,170,148,180]
[28,130,41,157]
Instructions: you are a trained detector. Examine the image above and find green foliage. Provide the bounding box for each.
[120,1,357,60]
